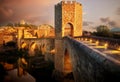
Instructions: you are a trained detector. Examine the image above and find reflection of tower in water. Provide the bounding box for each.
[17,58,28,77]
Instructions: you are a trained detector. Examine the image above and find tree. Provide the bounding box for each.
[5,41,16,47]
[97,25,109,33]
[6,23,14,27]
[94,25,113,37]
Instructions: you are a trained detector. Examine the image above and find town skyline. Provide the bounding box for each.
[0,0,120,31]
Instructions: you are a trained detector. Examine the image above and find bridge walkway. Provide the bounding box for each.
[79,40,120,62]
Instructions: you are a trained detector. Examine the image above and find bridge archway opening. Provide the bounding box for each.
[41,44,46,54]
[21,42,28,50]
[64,49,72,73]
[64,23,73,37]
[29,42,38,56]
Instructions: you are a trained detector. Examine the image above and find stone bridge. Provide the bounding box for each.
[59,36,120,82]
[20,38,54,57]
[18,0,120,81]
[19,36,120,82]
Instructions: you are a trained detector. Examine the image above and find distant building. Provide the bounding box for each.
[36,24,55,38]
[24,29,37,38]
[110,28,120,35]
[0,22,56,46]
[20,20,26,25]
[0,27,17,45]
[83,31,91,36]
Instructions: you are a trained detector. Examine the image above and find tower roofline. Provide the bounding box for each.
[55,0,82,6]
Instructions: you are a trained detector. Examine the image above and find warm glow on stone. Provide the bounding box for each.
[21,58,28,65]
[29,43,37,55]
[85,38,87,41]
[104,43,108,49]
[21,43,27,48]
[31,43,36,49]
[103,50,120,54]
[95,41,99,46]
[50,49,55,54]
[81,38,83,40]
[89,39,92,43]
[94,46,107,48]
[118,47,120,51]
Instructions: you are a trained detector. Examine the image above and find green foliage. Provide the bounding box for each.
[113,33,120,39]
[96,25,110,32]
[6,23,14,27]
[93,25,113,37]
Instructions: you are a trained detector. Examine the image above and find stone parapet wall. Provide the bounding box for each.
[80,36,120,50]
[64,36,120,82]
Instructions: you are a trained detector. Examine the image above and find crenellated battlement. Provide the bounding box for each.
[55,0,82,6]
[62,1,76,4]
[62,1,81,5]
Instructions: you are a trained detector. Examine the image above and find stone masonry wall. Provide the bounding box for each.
[62,1,75,37]
[55,1,82,38]
[64,36,120,82]
[54,0,82,75]
[75,3,82,36]
[55,3,62,39]
[20,38,55,60]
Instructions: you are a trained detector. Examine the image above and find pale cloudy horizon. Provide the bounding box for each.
[0,0,120,31]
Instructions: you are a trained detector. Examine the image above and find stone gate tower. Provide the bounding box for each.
[55,0,82,38]
[55,0,82,75]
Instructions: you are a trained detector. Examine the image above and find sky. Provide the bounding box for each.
[0,0,120,31]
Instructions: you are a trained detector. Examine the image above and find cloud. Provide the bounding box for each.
[0,7,13,23]
[83,21,93,26]
[99,17,120,28]
[116,7,120,15]
[24,15,52,25]
[0,0,59,25]
[0,7,13,16]
[100,17,110,23]
[108,21,116,27]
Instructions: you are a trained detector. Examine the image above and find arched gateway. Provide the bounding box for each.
[55,0,82,75]
[64,23,74,37]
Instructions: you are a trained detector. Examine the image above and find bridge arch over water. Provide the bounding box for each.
[64,48,72,73]
[21,42,28,49]
[29,42,38,56]
[20,38,55,57]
